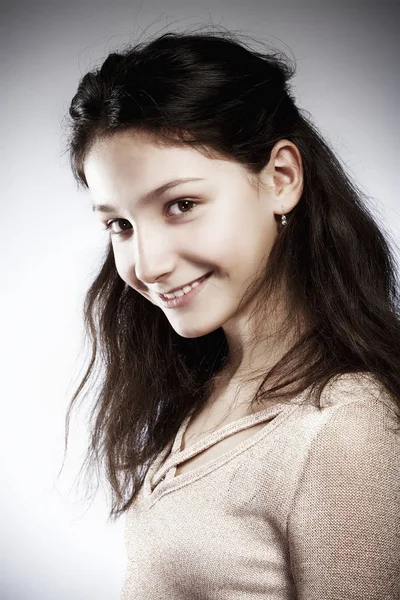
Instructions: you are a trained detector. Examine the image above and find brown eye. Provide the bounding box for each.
[103,219,132,235]
[166,199,197,217]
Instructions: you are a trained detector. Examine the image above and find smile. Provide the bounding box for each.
[158,272,213,298]
[157,272,213,309]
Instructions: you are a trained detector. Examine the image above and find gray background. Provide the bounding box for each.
[1,1,399,599]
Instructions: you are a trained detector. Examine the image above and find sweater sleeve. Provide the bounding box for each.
[287,398,400,600]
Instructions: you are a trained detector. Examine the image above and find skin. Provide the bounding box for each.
[84,131,304,412]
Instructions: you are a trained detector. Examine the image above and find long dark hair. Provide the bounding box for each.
[62,26,400,521]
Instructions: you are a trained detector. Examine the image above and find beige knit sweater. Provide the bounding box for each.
[120,372,400,599]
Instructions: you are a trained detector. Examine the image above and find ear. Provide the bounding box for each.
[260,140,304,216]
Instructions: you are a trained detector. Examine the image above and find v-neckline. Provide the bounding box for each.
[143,394,305,506]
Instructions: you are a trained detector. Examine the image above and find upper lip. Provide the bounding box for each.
[157,272,211,295]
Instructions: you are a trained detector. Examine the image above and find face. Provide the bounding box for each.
[84,131,281,339]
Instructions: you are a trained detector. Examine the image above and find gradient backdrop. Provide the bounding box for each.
[1,1,399,598]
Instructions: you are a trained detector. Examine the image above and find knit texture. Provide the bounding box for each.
[120,372,400,599]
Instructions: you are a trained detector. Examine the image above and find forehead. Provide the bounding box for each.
[83,131,256,187]
[83,131,257,200]
[85,132,224,185]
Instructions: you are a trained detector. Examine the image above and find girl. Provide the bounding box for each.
[64,27,400,599]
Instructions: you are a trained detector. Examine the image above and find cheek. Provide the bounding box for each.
[200,209,243,255]
[222,212,276,274]
[113,255,136,289]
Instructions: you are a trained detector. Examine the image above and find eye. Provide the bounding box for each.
[102,199,197,237]
[165,199,197,217]
[102,218,132,236]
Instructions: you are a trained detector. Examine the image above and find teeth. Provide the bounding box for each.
[163,278,203,299]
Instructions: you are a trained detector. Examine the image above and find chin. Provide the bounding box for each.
[170,313,227,339]
[172,325,211,339]
[165,317,214,339]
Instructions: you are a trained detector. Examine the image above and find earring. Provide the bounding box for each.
[281,206,287,227]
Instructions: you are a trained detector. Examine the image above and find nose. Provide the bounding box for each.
[133,229,176,287]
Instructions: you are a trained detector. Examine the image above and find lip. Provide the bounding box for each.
[157,272,212,309]
[157,272,213,297]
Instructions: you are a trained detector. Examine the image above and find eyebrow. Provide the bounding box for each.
[92,177,205,213]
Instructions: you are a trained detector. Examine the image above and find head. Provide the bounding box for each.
[83,130,303,346]
[64,27,400,519]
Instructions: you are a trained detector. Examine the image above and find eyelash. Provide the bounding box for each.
[102,199,198,237]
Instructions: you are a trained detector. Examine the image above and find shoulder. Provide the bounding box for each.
[289,371,400,511]
[318,370,397,412]
[288,371,399,449]
[295,370,400,432]
[301,371,400,457]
